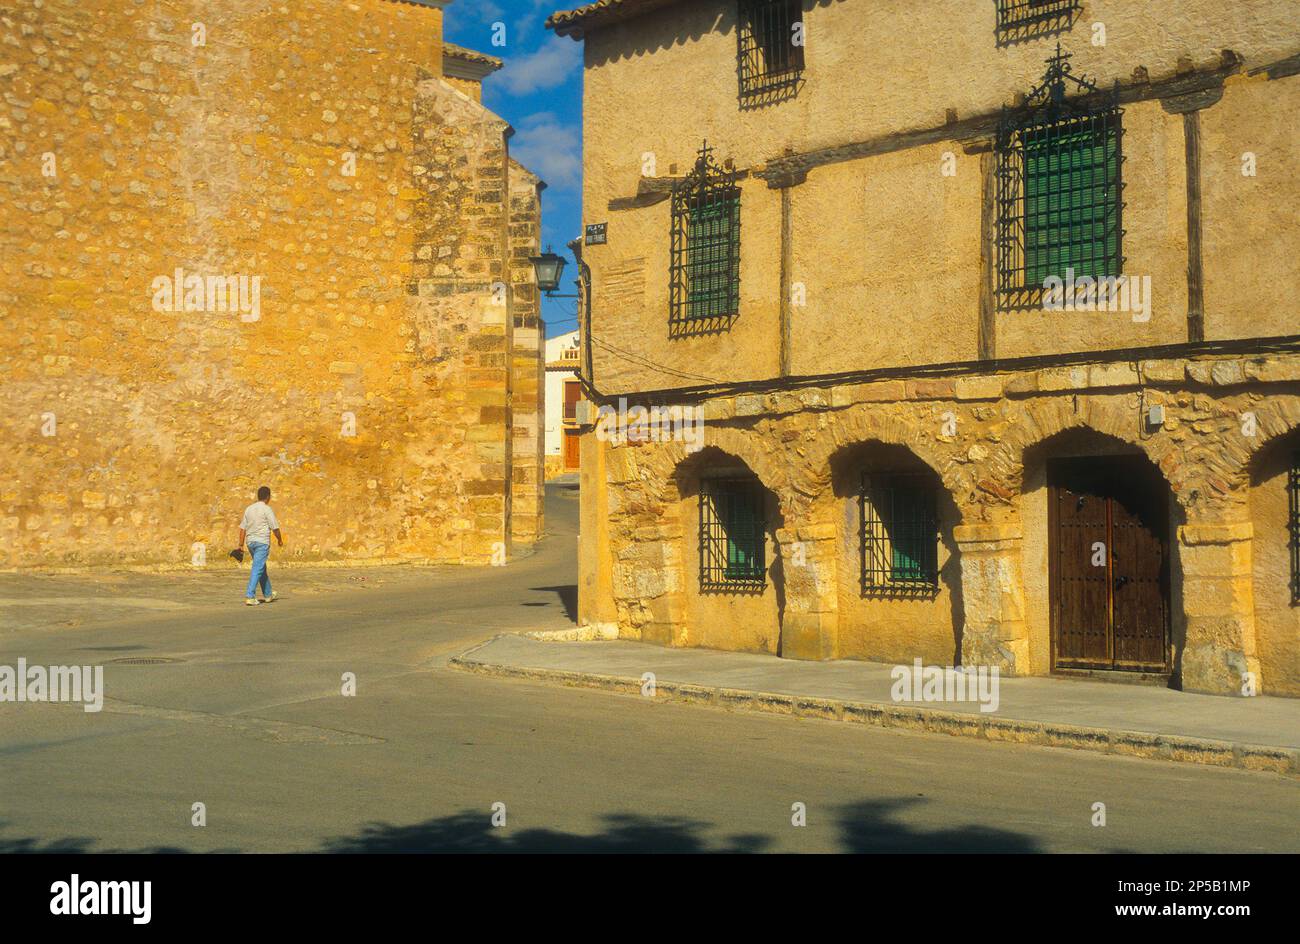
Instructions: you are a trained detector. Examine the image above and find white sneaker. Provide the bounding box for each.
[244,597,261,606]
[264,592,278,604]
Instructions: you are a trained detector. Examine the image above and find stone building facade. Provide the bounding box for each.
[1,0,544,569]
[550,0,1300,695]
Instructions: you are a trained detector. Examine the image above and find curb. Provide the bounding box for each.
[448,651,1300,778]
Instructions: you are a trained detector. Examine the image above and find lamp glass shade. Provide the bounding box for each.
[530,251,566,293]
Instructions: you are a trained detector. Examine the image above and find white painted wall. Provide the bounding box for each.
[544,330,581,458]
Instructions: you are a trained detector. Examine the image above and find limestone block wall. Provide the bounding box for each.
[581,351,1300,696]
[508,159,545,546]
[0,0,544,569]
[407,75,522,565]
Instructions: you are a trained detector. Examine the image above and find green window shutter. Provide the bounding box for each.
[1024,119,1119,285]
[861,473,939,592]
[722,487,761,580]
[887,485,934,581]
[700,478,766,589]
[686,194,739,320]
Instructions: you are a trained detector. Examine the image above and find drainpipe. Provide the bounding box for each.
[567,236,594,396]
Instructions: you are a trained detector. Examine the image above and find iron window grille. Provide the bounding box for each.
[1290,455,1300,605]
[996,46,1125,309]
[995,0,1080,47]
[700,477,766,592]
[738,0,804,105]
[670,143,741,337]
[861,472,940,598]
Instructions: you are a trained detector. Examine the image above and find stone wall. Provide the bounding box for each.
[0,0,544,569]
[508,159,544,545]
[582,351,1300,696]
[560,0,1300,698]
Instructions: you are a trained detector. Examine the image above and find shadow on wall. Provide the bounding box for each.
[580,0,848,67]
[0,797,1052,853]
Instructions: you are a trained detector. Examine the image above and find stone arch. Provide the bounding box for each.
[622,422,790,513]
[824,437,967,666]
[654,444,787,654]
[991,396,1193,504]
[1017,424,1184,679]
[798,404,966,518]
[1237,395,1300,487]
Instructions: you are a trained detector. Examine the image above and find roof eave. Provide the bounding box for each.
[546,0,685,40]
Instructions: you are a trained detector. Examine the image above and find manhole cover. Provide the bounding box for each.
[106,657,181,665]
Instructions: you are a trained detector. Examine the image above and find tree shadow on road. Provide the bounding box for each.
[834,799,1043,853]
[322,811,769,853]
[0,797,1055,853]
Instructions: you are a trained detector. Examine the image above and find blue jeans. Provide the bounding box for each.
[245,542,272,599]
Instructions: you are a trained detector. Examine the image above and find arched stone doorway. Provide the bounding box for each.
[1021,428,1180,679]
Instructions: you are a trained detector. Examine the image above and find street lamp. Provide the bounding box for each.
[530,247,570,296]
[536,237,593,386]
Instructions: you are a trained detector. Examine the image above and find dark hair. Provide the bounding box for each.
[257,486,271,502]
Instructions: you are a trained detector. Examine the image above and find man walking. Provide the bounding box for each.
[238,485,283,606]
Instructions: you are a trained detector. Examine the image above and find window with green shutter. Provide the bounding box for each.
[1023,118,1121,285]
[686,196,740,320]
[996,47,1124,308]
[671,143,741,336]
[861,472,940,597]
[701,477,766,591]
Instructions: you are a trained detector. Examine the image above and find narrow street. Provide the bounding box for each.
[0,480,1295,853]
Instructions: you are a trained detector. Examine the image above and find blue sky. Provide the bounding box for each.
[443,0,584,339]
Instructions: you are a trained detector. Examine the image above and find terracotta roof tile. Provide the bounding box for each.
[546,0,684,38]
[442,41,503,71]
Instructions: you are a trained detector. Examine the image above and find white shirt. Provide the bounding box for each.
[240,501,280,546]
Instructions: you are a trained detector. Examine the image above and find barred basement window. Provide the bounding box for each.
[995,0,1080,47]
[670,143,741,336]
[738,0,804,104]
[1289,455,1300,605]
[700,477,766,592]
[861,472,940,597]
[996,46,1124,308]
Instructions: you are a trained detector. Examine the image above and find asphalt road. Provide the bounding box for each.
[1,479,1297,853]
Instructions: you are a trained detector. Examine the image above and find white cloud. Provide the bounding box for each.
[511,113,581,192]
[492,36,581,96]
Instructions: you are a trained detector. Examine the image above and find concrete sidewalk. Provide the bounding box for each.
[451,635,1300,776]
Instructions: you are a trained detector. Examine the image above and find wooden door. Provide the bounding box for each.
[1052,471,1111,666]
[1049,457,1169,672]
[1109,480,1169,668]
[563,429,580,470]
[563,380,581,421]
